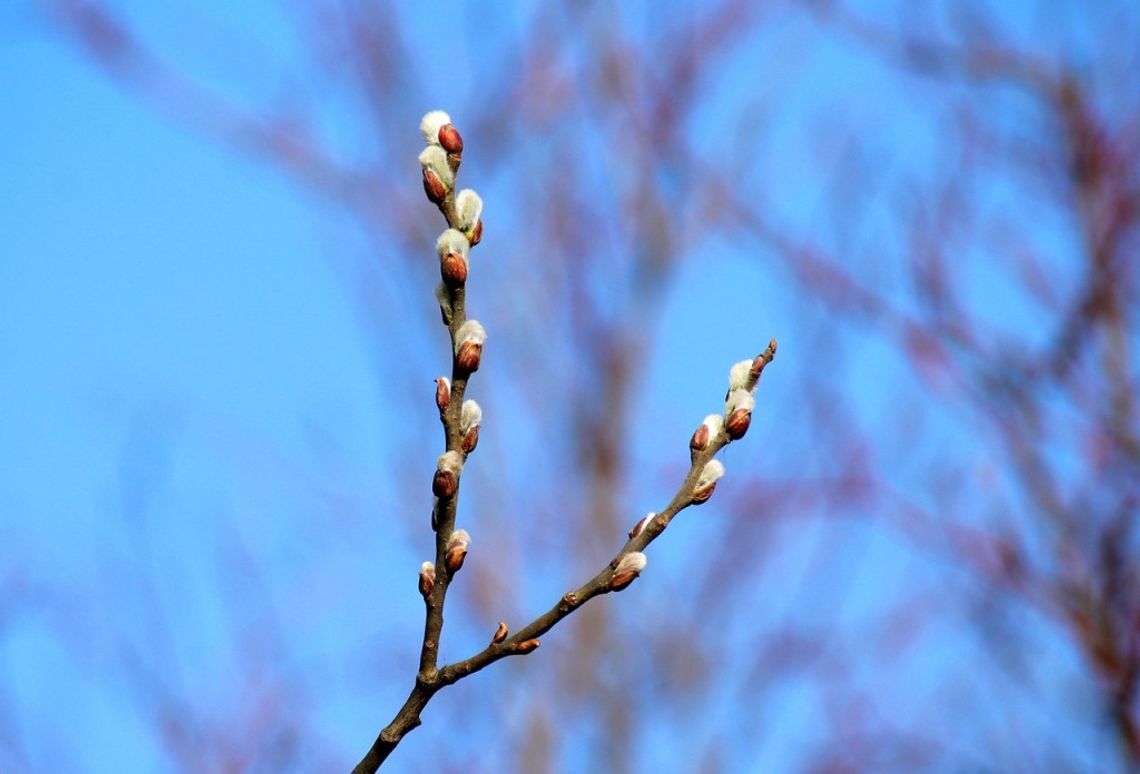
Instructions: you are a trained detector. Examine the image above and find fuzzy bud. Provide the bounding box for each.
[455,189,483,236]
[420,110,452,145]
[514,638,540,654]
[418,561,435,599]
[435,377,451,412]
[628,512,655,539]
[436,229,470,288]
[690,414,724,453]
[419,146,454,200]
[435,283,453,326]
[460,400,483,453]
[724,389,755,440]
[729,359,754,394]
[440,252,468,286]
[445,528,470,572]
[454,320,487,373]
[438,123,464,155]
[422,168,447,203]
[433,451,463,499]
[610,551,647,590]
[491,621,509,644]
[692,459,725,504]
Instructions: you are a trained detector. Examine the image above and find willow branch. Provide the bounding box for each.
[352,112,776,773]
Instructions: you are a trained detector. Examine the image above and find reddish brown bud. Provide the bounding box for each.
[468,219,483,247]
[433,469,457,499]
[628,513,654,539]
[725,408,752,440]
[491,621,509,644]
[461,424,480,454]
[433,452,462,499]
[423,168,447,203]
[418,562,435,599]
[445,529,470,573]
[438,123,464,154]
[609,552,647,590]
[691,481,717,504]
[514,638,540,654]
[440,252,468,287]
[455,340,483,373]
[689,422,710,453]
[446,544,467,572]
[435,377,450,412]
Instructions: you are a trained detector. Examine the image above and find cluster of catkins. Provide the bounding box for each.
[614,345,772,591]
[416,110,486,602]
[414,109,773,613]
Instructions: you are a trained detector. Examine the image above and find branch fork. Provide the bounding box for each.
[352,112,777,772]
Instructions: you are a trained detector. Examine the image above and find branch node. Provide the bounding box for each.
[513,638,540,654]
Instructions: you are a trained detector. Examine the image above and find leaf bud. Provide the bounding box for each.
[435,377,451,412]
[454,320,487,373]
[418,561,435,599]
[433,451,463,499]
[724,389,755,440]
[438,123,464,155]
[692,459,725,504]
[446,528,470,573]
[609,551,647,590]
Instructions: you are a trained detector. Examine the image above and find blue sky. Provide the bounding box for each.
[2,1,1136,771]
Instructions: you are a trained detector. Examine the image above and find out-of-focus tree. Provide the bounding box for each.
[12,0,1137,771]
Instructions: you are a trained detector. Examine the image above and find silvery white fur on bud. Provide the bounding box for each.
[628,512,655,539]
[435,283,453,325]
[436,228,471,286]
[418,561,436,598]
[725,389,755,417]
[460,400,482,434]
[433,451,463,498]
[692,459,725,503]
[691,413,725,452]
[455,320,486,350]
[420,110,452,145]
[447,528,470,552]
[460,399,482,452]
[697,459,725,489]
[615,552,647,575]
[455,189,484,234]
[436,229,470,261]
[610,551,647,590]
[454,320,487,372]
[729,359,754,393]
[724,389,755,440]
[419,145,454,188]
[446,528,471,572]
[703,414,725,437]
